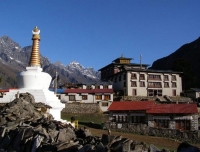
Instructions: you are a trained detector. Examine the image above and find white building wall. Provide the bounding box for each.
[118,71,182,97]
[99,101,112,112]
[127,72,148,96]
[60,94,69,102]
[82,85,87,89]
[108,84,112,89]
[60,93,113,104]
[177,74,183,95]
[127,72,136,96]
[87,94,95,103]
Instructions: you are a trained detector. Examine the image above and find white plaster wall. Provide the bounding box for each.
[99,101,112,112]
[108,85,112,89]
[17,67,51,90]
[60,93,113,104]
[82,85,87,89]
[126,72,182,96]
[162,88,173,96]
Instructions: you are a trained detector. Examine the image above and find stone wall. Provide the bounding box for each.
[122,95,192,103]
[123,96,156,101]
[104,122,200,144]
[63,103,101,113]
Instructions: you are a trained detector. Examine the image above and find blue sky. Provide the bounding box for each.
[0,1,200,70]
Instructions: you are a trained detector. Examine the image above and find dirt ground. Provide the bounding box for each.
[87,127,200,151]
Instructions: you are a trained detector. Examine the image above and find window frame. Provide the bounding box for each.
[69,95,75,101]
[131,81,137,87]
[104,95,111,100]
[82,95,88,100]
[131,73,137,79]
[95,95,102,100]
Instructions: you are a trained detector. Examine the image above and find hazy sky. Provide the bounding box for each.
[0,0,200,70]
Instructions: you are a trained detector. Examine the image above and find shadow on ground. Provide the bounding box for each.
[78,122,102,129]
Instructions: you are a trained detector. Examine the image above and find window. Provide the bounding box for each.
[155,82,161,88]
[164,82,169,88]
[95,95,102,100]
[148,89,154,96]
[115,115,128,123]
[140,74,145,80]
[140,81,145,87]
[132,89,137,96]
[148,74,161,80]
[172,90,176,96]
[119,75,121,81]
[154,119,169,128]
[123,74,126,80]
[112,116,116,122]
[157,90,162,96]
[172,75,176,81]
[82,95,88,100]
[102,102,108,107]
[131,81,137,87]
[86,86,91,89]
[124,81,126,87]
[118,115,123,122]
[172,82,177,88]
[131,73,137,79]
[104,95,110,100]
[103,85,108,89]
[131,116,145,123]
[148,89,162,96]
[175,120,190,131]
[164,120,169,128]
[123,116,128,122]
[69,95,75,101]
[95,85,100,89]
[148,82,162,88]
[164,75,169,81]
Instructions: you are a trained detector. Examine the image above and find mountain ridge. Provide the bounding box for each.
[150,37,200,90]
[0,36,100,88]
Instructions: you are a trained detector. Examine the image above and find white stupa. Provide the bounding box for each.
[0,27,65,121]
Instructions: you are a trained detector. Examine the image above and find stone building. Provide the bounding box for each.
[98,55,182,97]
[108,101,198,131]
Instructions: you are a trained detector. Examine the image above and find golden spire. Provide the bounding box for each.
[29,26,41,67]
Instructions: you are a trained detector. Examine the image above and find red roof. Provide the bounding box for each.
[108,101,154,111]
[147,104,198,114]
[64,89,113,94]
[108,101,198,114]
[0,88,17,92]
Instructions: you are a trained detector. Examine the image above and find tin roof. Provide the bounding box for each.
[108,101,154,111]
[147,103,198,114]
[108,101,198,114]
[64,89,114,94]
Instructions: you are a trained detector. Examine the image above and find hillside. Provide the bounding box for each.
[0,36,100,88]
[150,37,200,90]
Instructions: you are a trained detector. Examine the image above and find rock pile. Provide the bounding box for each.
[0,93,198,152]
[0,93,153,152]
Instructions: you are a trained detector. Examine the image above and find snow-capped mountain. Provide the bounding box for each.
[0,36,100,87]
[67,61,99,79]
